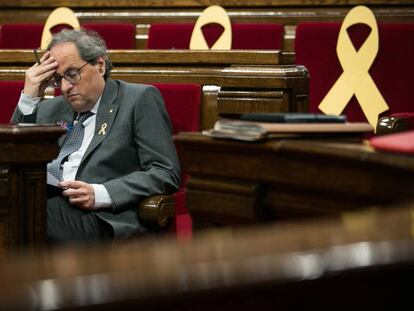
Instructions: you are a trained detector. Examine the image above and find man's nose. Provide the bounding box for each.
[60,78,73,92]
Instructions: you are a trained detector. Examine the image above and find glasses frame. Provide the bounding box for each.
[48,62,89,88]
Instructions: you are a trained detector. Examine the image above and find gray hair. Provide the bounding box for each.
[47,28,113,80]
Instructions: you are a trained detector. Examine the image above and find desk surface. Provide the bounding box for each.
[175,132,414,225]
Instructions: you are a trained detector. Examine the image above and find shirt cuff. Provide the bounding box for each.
[18,92,41,115]
[91,184,114,210]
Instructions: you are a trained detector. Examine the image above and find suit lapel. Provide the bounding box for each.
[81,79,119,165]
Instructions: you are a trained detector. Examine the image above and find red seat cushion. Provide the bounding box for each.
[0,23,135,49]
[295,22,414,122]
[147,23,283,49]
[0,81,24,123]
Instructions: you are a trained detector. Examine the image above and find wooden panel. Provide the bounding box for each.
[0,125,65,256]
[217,88,288,115]
[0,0,411,7]
[175,133,414,228]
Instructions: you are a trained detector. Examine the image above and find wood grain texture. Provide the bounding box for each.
[0,0,411,8]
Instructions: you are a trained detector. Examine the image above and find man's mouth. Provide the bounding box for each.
[67,93,78,99]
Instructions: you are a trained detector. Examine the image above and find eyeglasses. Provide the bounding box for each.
[48,62,89,88]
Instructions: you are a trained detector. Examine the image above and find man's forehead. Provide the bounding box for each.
[50,42,80,60]
[50,43,83,71]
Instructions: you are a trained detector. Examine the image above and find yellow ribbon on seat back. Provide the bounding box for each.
[189,5,232,50]
[318,5,389,129]
[41,7,81,49]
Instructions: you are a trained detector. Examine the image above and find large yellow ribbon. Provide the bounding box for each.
[189,5,232,50]
[41,7,81,49]
[318,5,389,129]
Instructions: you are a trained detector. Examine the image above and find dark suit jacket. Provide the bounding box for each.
[12,79,181,238]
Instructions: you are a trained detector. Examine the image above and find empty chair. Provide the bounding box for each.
[295,22,414,122]
[147,23,284,49]
[150,83,202,240]
[0,23,136,49]
[0,81,24,123]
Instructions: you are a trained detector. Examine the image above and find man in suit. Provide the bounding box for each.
[11,29,181,244]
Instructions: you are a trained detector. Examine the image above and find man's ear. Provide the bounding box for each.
[97,56,105,76]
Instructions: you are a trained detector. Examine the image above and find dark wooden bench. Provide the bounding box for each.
[175,132,414,228]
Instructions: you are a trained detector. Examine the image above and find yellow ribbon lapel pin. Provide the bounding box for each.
[98,123,107,136]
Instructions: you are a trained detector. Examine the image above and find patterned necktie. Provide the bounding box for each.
[47,111,94,181]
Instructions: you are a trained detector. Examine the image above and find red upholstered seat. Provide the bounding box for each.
[83,23,135,49]
[147,23,284,49]
[0,23,135,49]
[150,83,202,241]
[295,22,414,122]
[0,24,44,49]
[0,81,24,123]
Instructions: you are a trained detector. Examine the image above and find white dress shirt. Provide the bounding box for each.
[18,92,113,209]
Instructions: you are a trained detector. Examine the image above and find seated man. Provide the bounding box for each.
[11,29,181,244]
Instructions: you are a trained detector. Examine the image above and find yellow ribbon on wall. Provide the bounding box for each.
[318,5,389,129]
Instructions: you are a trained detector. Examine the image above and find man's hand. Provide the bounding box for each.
[60,180,96,210]
[24,51,58,98]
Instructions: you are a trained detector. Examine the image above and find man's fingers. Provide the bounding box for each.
[62,187,87,197]
[60,180,83,189]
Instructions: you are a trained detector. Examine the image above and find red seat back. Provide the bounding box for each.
[0,24,43,49]
[147,23,283,49]
[0,23,135,49]
[0,81,24,123]
[150,83,201,134]
[149,83,202,241]
[295,22,414,122]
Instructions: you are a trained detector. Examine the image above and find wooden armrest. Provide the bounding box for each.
[376,114,414,135]
[138,194,175,230]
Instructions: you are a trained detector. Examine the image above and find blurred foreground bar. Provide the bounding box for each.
[1,202,414,310]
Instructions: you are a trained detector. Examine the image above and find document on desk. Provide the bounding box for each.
[47,171,60,187]
[203,118,374,141]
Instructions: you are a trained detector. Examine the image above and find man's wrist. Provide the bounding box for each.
[91,184,114,210]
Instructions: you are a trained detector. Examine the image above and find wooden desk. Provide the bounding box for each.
[174,132,414,226]
[0,124,65,255]
[0,202,414,310]
[0,49,308,130]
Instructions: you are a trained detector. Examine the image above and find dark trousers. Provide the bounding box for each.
[47,186,113,245]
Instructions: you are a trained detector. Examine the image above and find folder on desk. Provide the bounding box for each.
[369,130,414,154]
[203,118,374,141]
